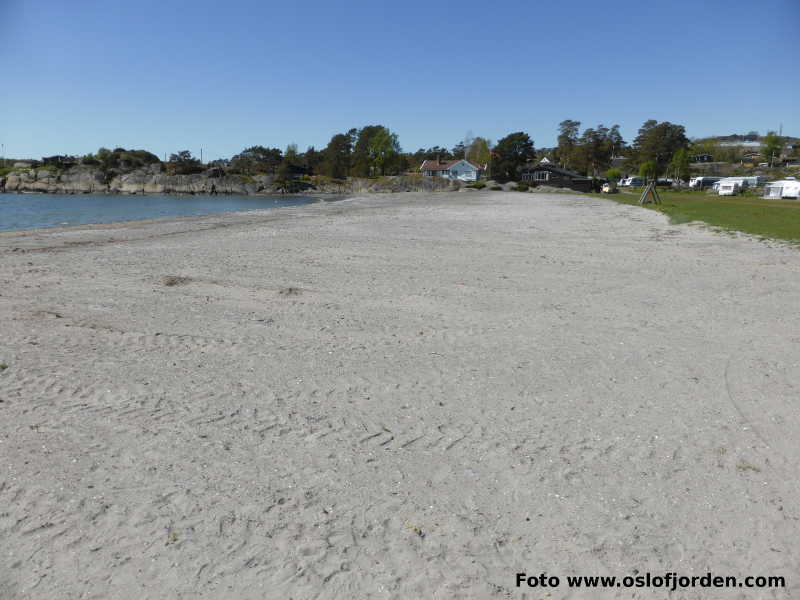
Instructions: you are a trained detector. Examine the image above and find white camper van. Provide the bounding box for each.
[763,178,800,199]
[743,176,767,187]
[718,181,742,196]
[783,178,800,198]
[689,176,721,189]
[714,177,752,194]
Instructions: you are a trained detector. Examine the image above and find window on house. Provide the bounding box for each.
[534,171,549,181]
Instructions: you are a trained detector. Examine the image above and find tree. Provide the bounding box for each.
[114,149,160,171]
[631,120,689,177]
[168,150,203,175]
[669,148,691,182]
[555,120,580,169]
[637,119,658,138]
[492,132,535,182]
[762,131,783,166]
[351,125,383,177]
[95,147,114,169]
[466,137,491,168]
[605,167,622,180]
[273,161,298,192]
[320,133,353,179]
[351,125,401,176]
[367,127,401,175]
[561,123,623,176]
[408,146,453,166]
[302,146,324,173]
[284,143,299,166]
[451,142,466,159]
[639,160,656,181]
[574,125,615,176]
[229,146,283,174]
[608,124,624,156]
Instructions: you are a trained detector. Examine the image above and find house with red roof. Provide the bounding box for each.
[419,158,486,181]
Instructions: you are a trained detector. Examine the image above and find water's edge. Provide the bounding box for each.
[0,193,342,233]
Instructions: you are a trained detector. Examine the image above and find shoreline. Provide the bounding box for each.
[0,188,344,196]
[0,191,473,247]
[0,188,512,237]
[0,192,355,236]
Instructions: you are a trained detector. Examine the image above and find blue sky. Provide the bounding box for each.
[1,0,798,161]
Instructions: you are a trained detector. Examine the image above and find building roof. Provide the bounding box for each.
[420,159,485,172]
[718,141,763,148]
[520,163,589,179]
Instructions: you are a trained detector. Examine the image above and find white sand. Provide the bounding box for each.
[1,191,798,599]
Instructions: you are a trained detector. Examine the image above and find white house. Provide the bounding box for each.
[420,159,485,181]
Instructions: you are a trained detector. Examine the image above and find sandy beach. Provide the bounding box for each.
[1,191,798,599]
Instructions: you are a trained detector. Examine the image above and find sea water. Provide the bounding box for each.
[0,193,321,232]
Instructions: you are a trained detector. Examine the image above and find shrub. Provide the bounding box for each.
[639,161,657,180]
[466,181,486,189]
[491,185,503,191]
[311,175,344,186]
[514,181,530,191]
[167,150,204,175]
[275,179,312,193]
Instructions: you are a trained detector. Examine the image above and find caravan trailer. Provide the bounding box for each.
[714,177,750,194]
[763,182,783,198]
[713,176,766,191]
[763,178,800,199]
[742,176,767,187]
[689,176,721,189]
[782,178,800,198]
[621,176,644,187]
[718,181,742,196]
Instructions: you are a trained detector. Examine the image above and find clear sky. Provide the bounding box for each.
[1,0,798,161]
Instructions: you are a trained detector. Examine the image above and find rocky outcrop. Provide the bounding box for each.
[109,166,272,195]
[5,166,111,194]
[2,166,459,196]
[2,165,262,195]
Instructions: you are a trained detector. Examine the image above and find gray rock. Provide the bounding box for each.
[3,167,461,197]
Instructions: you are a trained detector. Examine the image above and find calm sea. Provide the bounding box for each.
[0,193,322,232]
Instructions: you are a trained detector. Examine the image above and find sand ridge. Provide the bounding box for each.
[0,191,798,599]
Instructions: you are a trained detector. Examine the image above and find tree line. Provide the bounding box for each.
[25,120,792,184]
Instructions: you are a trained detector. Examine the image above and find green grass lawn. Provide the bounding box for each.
[590,189,800,245]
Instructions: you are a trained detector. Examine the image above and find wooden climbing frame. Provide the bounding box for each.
[639,181,661,205]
